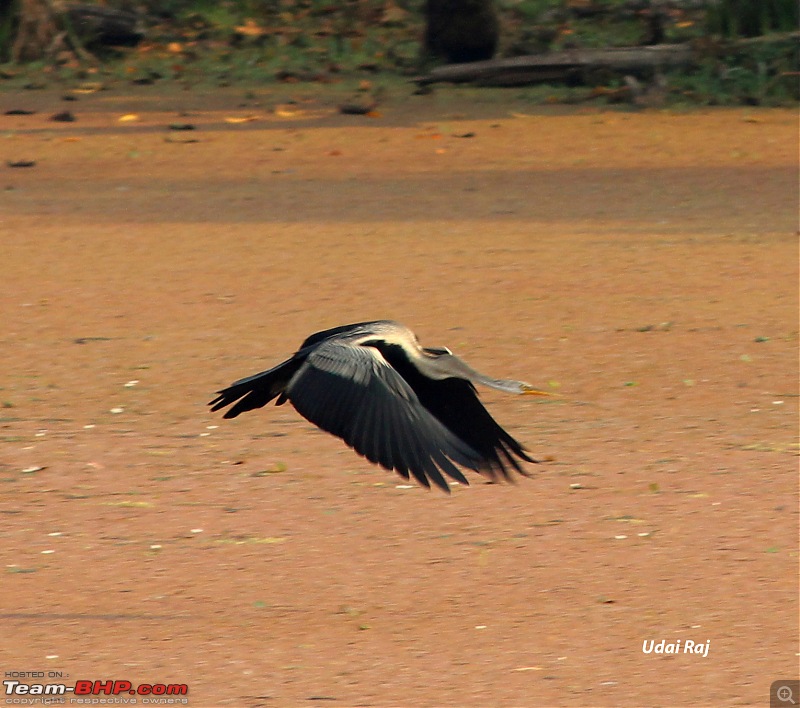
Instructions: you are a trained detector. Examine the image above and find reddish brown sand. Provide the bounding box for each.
[1,87,797,707]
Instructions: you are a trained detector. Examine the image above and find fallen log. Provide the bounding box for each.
[414,44,695,86]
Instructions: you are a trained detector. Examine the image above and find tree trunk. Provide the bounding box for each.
[12,0,58,62]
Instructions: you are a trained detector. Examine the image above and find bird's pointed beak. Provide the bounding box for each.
[522,388,557,397]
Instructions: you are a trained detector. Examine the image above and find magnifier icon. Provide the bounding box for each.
[778,686,796,704]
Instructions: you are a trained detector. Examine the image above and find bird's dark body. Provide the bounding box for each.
[209,321,538,492]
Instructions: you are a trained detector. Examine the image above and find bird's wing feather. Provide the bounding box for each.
[413,376,537,481]
[372,345,537,482]
[286,341,478,491]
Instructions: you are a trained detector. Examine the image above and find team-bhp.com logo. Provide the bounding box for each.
[4,679,188,702]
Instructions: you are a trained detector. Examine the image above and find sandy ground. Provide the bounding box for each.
[0,85,797,707]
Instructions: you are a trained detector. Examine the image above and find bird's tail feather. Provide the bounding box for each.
[208,360,297,419]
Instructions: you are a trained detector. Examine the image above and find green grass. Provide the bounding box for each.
[0,0,796,106]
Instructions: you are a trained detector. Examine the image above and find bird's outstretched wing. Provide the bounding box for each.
[410,374,537,481]
[286,341,484,492]
[374,345,538,482]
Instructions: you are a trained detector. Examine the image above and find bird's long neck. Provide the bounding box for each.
[422,353,522,393]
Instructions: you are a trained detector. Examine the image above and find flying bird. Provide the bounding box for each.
[209,321,549,493]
